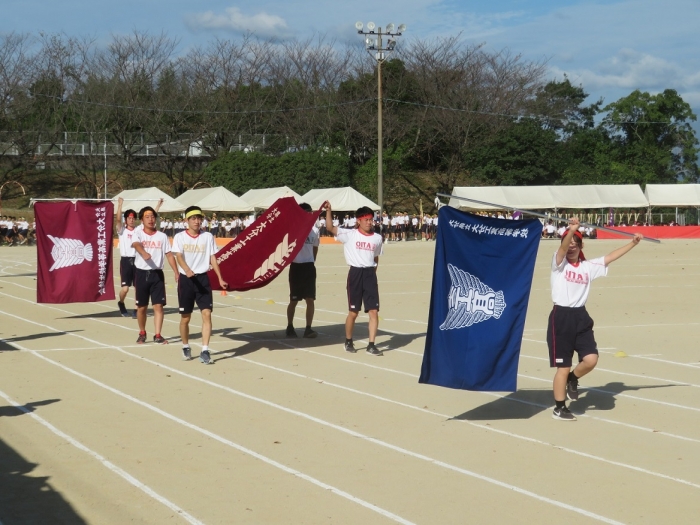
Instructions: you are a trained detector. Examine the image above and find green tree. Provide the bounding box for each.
[602,89,699,184]
[205,149,351,195]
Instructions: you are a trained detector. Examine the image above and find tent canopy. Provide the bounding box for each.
[176,186,253,213]
[240,186,302,209]
[645,184,700,206]
[300,187,379,211]
[448,185,648,210]
[111,187,185,214]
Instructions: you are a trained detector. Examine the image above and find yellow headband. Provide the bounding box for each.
[185,209,204,219]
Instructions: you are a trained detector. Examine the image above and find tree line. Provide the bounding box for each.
[0,31,697,211]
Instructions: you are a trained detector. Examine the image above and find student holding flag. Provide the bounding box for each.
[325,204,384,356]
[172,206,228,364]
[548,217,642,421]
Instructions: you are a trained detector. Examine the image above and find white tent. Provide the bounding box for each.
[176,186,253,212]
[448,185,648,210]
[240,186,302,209]
[301,187,379,211]
[644,184,700,206]
[111,187,185,214]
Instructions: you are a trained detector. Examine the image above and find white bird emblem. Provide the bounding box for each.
[440,264,506,330]
[48,235,94,272]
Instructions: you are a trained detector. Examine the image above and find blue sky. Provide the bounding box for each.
[3,0,700,117]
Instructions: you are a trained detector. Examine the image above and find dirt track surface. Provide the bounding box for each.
[1,238,699,524]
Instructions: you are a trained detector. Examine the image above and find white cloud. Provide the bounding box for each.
[186,7,292,39]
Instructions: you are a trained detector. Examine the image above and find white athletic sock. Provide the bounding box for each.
[202,345,209,352]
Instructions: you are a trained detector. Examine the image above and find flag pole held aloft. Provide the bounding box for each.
[437,193,661,244]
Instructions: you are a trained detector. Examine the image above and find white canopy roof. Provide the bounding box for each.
[111,187,185,214]
[644,184,700,206]
[300,187,379,211]
[176,186,253,212]
[240,186,302,209]
[448,185,648,210]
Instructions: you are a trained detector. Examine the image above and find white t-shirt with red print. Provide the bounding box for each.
[172,231,217,275]
[335,228,383,268]
[133,229,172,270]
[550,252,607,308]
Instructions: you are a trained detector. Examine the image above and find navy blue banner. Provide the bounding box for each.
[419,207,541,391]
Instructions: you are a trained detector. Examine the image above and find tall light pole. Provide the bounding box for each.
[355,21,406,226]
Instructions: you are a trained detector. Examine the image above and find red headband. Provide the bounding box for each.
[573,230,583,241]
[357,213,373,220]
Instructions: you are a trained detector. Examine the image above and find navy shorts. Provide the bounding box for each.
[120,256,136,287]
[346,266,379,313]
[178,273,213,314]
[134,269,166,307]
[547,305,598,368]
[289,262,316,301]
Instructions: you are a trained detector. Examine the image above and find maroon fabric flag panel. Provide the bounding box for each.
[36,201,115,303]
[209,197,320,292]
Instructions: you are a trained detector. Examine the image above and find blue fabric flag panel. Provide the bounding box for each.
[419,206,541,392]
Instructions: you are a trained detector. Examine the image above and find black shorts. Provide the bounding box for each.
[120,256,136,287]
[547,305,598,368]
[134,269,167,307]
[346,266,379,313]
[177,273,213,314]
[289,262,316,301]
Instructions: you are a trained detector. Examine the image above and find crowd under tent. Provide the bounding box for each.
[176,186,253,213]
[301,187,379,212]
[111,187,185,214]
[239,186,302,210]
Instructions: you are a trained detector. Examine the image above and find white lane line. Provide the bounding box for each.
[522,337,700,380]
[0,319,415,525]
[0,386,202,525]
[0,309,622,524]
[270,344,700,444]
[233,355,700,490]
[3,290,700,440]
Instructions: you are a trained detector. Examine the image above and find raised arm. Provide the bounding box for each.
[556,217,579,266]
[604,234,643,266]
[155,198,164,213]
[324,202,337,236]
[114,197,123,235]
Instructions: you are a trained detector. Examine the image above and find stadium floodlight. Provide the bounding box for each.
[354,19,407,227]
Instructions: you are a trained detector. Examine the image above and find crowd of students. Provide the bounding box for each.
[317,211,439,242]
[157,214,257,238]
[0,216,34,246]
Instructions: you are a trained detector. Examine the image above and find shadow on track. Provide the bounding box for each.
[210,323,426,362]
[450,382,679,421]
[0,331,83,351]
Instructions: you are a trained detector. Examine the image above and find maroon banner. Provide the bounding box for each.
[36,201,115,303]
[596,226,700,240]
[209,197,320,291]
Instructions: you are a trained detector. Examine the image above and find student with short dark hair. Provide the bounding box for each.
[132,206,179,345]
[325,204,384,356]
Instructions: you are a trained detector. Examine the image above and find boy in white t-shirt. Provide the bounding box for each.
[172,206,227,364]
[548,217,642,421]
[325,204,384,356]
[286,202,323,338]
[132,206,179,345]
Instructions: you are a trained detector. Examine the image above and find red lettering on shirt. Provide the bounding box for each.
[355,240,376,251]
[565,269,589,285]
